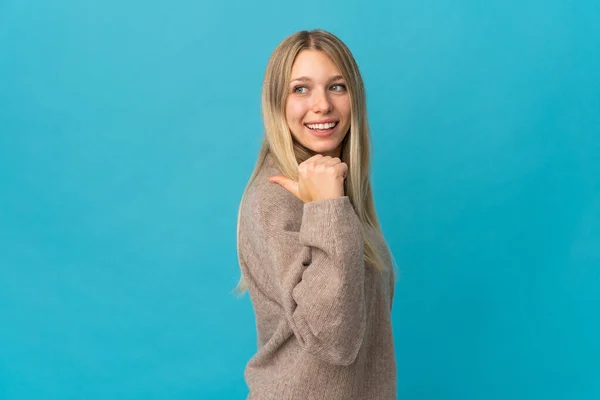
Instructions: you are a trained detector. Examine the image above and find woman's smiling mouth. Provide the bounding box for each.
[304,121,339,136]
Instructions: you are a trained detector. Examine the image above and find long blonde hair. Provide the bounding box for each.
[232,29,398,295]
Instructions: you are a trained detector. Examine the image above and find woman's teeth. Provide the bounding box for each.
[306,122,338,130]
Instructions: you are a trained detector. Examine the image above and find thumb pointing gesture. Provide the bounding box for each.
[267,155,347,203]
[268,175,302,201]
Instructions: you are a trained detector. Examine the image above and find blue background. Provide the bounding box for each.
[1,0,598,399]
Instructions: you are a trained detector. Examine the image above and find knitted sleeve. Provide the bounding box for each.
[248,184,366,366]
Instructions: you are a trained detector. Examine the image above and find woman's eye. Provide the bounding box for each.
[293,86,307,94]
[293,84,345,94]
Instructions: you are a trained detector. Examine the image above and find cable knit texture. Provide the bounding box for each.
[238,152,397,400]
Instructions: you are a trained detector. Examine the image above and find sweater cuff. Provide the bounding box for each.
[299,196,359,248]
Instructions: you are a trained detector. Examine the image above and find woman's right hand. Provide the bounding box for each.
[268,154,348,203]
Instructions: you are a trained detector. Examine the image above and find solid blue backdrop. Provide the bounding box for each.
[0,0,598,399]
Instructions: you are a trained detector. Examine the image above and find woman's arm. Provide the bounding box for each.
[245,186,366,366]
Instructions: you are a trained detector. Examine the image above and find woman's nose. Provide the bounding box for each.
[311,89,333,113]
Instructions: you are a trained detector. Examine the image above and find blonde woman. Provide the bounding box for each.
[234,29,399,400]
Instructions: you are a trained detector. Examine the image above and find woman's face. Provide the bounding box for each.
[285,50,351,158]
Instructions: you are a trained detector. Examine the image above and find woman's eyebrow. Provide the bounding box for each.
[290,75,345,83]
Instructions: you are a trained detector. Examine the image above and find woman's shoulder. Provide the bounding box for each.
[243,156,304,227]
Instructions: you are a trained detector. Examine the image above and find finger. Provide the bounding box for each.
[335,163,348,179]
[322,157,342,167]
[268,175,300,199]
[305,154,325,166]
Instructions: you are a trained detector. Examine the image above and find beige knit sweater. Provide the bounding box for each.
[237,152,397,400]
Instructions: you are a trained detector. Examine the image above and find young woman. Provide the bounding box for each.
[234,29,399,400]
